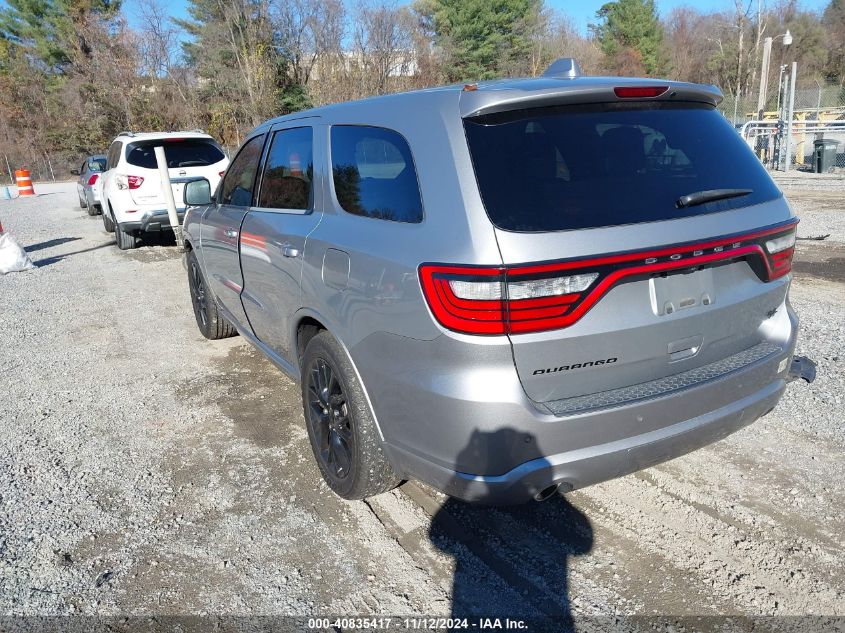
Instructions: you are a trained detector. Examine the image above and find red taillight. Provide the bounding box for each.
[420,221,799,335]
[614,86,669,98]
[127,175,144,189]
[764,230,796,279]
[419,265,598,335]
[219,171,225,178]
[87,174,99,186]
[420,265,506,334]
[769,248,794,279]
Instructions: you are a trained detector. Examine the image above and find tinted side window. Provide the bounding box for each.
[331,126,423,223]
[220,135,265,206]
[107,142,122,169]
[257,127,313,210]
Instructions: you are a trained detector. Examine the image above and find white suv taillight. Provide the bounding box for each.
[115,175,144,190]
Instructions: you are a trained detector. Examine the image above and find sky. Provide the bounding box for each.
[122,0,832,36]
[548,0,829,32]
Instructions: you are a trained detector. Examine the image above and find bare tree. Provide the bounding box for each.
[136,0,194,109]
[352,1,416,95]
[534,11,602,76]
[274,0,345,87]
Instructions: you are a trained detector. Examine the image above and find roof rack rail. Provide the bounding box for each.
[117,131,135,137]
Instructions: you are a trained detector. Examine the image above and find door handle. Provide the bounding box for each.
[224,228,238,238]
[282,244,300,258]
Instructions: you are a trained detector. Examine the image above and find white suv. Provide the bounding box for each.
[100,131,229,249]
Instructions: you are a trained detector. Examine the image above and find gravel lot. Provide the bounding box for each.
[1,182,843,626]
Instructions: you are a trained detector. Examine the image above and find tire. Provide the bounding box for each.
[115,223,138,250]
[79,194,87,209]
[102,208,115,233]
[86,199,97,216]
[301,331,400,500]
[187,250,237,340]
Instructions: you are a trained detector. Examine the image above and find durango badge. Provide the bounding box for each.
[533,358,618,375]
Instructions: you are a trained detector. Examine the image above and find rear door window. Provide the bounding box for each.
[107,142,121,169]
[126,139,226,169]
[257,127,313,211]
[464,102,782,232]
[330,125,423,223]
[220,135,265,207]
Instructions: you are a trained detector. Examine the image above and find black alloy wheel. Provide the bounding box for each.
[189,257,209,328]
[305,357,354,482]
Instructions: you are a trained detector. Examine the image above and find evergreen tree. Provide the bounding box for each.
[419,0,542,82]
[0,0,121,70]
[591,0,665,76]
[175,0,310,143]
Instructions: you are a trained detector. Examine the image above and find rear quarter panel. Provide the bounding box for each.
[299,93,505,350]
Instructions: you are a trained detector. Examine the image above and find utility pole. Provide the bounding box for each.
[757,37,773,118]
[784,62,797,173]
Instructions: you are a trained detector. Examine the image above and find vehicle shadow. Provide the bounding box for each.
[136,232,178,248]
[25,236,81,253]
[428,429,593,628]
[34,241,113,267]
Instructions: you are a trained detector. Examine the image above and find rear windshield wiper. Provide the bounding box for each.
[676,189,752,208]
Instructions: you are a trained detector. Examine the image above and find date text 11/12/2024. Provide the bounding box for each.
[307,617,529,630]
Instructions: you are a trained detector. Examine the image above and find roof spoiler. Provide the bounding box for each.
[460,80,723,119]
[542,58,582,79]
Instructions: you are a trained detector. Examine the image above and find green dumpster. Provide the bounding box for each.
[813,139,839,173]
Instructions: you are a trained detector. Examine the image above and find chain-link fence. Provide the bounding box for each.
[722,78,845,172]
[0,150,72,186]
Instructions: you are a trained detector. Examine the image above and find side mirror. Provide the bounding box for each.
[184,178,212,206]
[70,169,80,176]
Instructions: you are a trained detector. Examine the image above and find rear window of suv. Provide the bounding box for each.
[126,139,225,169]
[463,102,781,232]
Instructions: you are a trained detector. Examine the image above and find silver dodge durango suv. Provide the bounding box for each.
[181,60,800,504]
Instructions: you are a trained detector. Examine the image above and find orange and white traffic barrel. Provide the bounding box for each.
[15,169,35,196]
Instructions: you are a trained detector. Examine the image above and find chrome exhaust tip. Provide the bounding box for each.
[534,484,560,502]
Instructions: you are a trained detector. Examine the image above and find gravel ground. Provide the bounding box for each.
[1,183,843,626]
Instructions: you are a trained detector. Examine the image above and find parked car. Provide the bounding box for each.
[71,155,107,216]
[181,60,800,504]
[100,131,228,249]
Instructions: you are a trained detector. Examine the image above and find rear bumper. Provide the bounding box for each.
[119,209,185,233]
[84,186,101,204]
[391,378,784,504]
[352,302,798,504]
